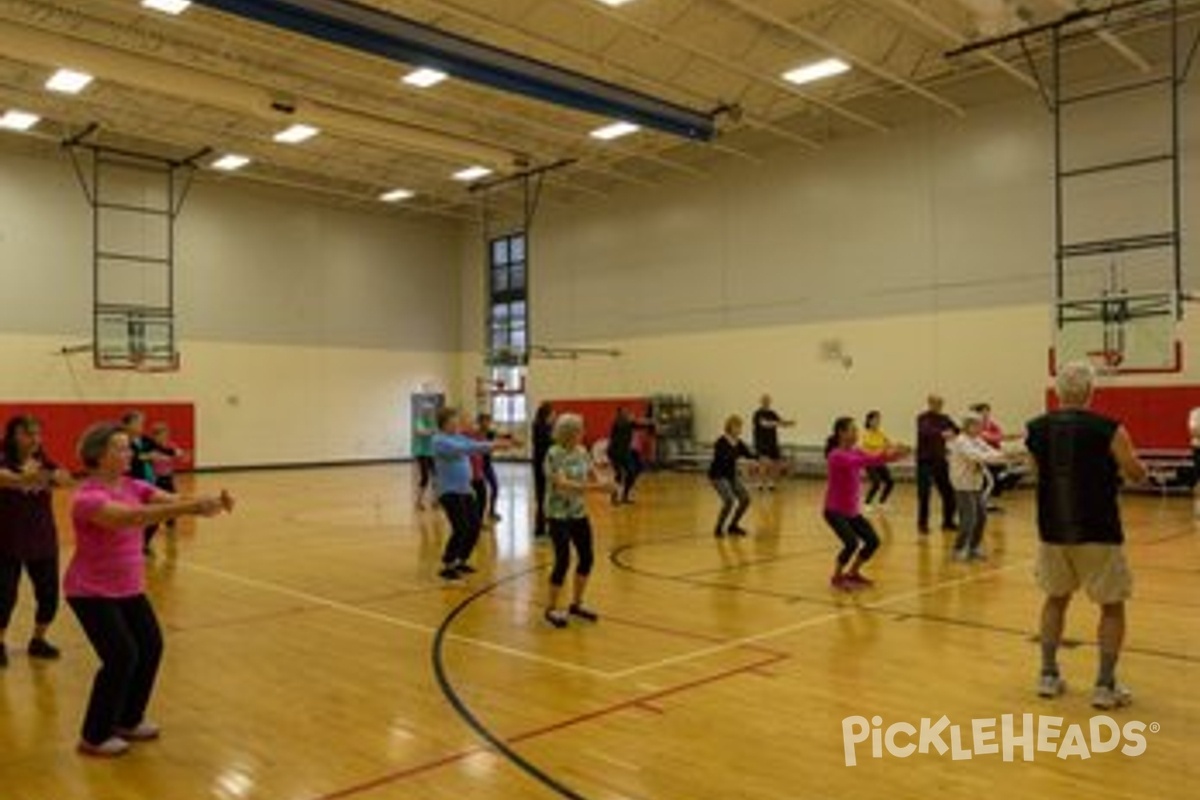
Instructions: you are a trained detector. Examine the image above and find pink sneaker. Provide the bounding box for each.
[844,573,875,588]
[830,574,853,591]
[78,737,131,757]
[115,721,160,741]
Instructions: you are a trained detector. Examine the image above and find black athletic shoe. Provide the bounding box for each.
[0,644,7,668]
[568,604,599,622]
[544,609,568,629]
[714,528,726,538]
[28,638,60,660]
[438,566,461,581]
[728,526,749,537]
[456,563,477,575]
[942,523,959,532]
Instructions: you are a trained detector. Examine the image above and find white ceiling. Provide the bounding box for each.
[0,0,1194,220]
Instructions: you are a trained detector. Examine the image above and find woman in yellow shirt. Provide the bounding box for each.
[861,411,894,510]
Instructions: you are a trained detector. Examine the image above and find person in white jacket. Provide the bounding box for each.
[949,413,1012,561]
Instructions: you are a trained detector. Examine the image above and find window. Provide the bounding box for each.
[488,233,529,424]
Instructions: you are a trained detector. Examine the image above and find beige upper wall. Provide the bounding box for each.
[0,147,466,351]
[458,83,1198,438]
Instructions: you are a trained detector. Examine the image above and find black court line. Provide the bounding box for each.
[431,566,598,800]
[611,537,1200,664]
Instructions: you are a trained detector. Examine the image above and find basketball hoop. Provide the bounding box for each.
[1087,350,1124,374]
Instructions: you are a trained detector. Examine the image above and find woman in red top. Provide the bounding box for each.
[0,415,72,667]
[824,417,909,591]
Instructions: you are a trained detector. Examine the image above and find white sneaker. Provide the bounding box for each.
[1037,673,1067,698]
[78,737,131,757]
[1092,683,1133,710]
[115,721,161,741]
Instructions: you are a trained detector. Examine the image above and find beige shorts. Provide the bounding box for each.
[1036,543,1132,605]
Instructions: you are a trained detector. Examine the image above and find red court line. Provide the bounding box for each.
[308,651,788,800]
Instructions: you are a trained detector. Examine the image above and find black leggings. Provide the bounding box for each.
[417,456,435,491]
[0,555,59,629]
[68,594,163,745]
[440,493,481,566]
[483,461,499,516]
[610,451,640,500]
[824,511,881,567]
[548,517,595,587]
[865,465,894,504]
[533,462,548,537]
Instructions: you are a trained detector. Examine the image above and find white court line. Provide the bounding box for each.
[178,557,1031,684]
[177,561,613,680]
[605,560,1033,680]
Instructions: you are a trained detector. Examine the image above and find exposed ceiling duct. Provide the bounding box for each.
[0,16,526,171]
[188,0,717,141]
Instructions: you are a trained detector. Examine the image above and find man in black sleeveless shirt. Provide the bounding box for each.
[1025,362,1147,710]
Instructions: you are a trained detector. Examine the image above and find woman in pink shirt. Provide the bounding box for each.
[824,416,909,591]
[66,422,234,757]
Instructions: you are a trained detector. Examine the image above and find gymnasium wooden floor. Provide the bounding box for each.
[1,464,1195,800]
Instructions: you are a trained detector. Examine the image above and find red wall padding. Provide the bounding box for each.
[548,397,654,451]
[0,403,195,472]
[1045,386,1200,450]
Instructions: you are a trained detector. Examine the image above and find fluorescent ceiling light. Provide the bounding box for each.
[402,68,448,88]
[590,121,640,141]
[141,0,191,14]
[782,58,851,86]
[595,0,637,6]
[273,124,320,144]
[211,154,251,172]
[46,69,94,94]
[380,188,415,202]
[0,110,40,131]
[453,166,492,182]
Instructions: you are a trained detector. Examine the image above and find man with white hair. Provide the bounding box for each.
[1025,362,1148,709]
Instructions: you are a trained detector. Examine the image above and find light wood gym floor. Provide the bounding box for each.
[0,464,1195,800]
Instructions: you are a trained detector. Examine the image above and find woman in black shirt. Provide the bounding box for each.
[709,415,755,537]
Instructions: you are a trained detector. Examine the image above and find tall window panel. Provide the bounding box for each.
[488,233,529,425]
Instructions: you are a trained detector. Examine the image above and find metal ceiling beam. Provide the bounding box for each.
[868,0,1038,89]
[710,0,966,116]
[558,0,889,132]
[411,0,821,150]
[188,0,717,140]
[1048,0,1152,71]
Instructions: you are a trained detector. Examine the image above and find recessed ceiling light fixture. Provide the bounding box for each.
[452,166,492,182]
[402,68,448,88]
[590,121,640,141]
[0,110,40,131]
[46,68,94,94]
[379,188,415,202]
[141,0,192,14]
[782,58,851,86]
[211,154,251,172]
[273,124,320,144]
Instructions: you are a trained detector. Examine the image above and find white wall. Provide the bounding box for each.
[0,148,467,467]
[460,83,1199,444]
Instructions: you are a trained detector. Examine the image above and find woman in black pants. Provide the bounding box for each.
[543,413,610,628]
[709,414,754,537]
[65,422,234,757]
[0,415,72,668]
[861,411,895,510]
[531,402,555,538]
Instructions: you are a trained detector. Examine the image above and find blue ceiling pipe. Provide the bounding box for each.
[189,0,716,141]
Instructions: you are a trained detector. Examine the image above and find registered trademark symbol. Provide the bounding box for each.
[1149,722,1161,734]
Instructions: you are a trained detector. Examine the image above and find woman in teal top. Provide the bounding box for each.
[543,413,611,628]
